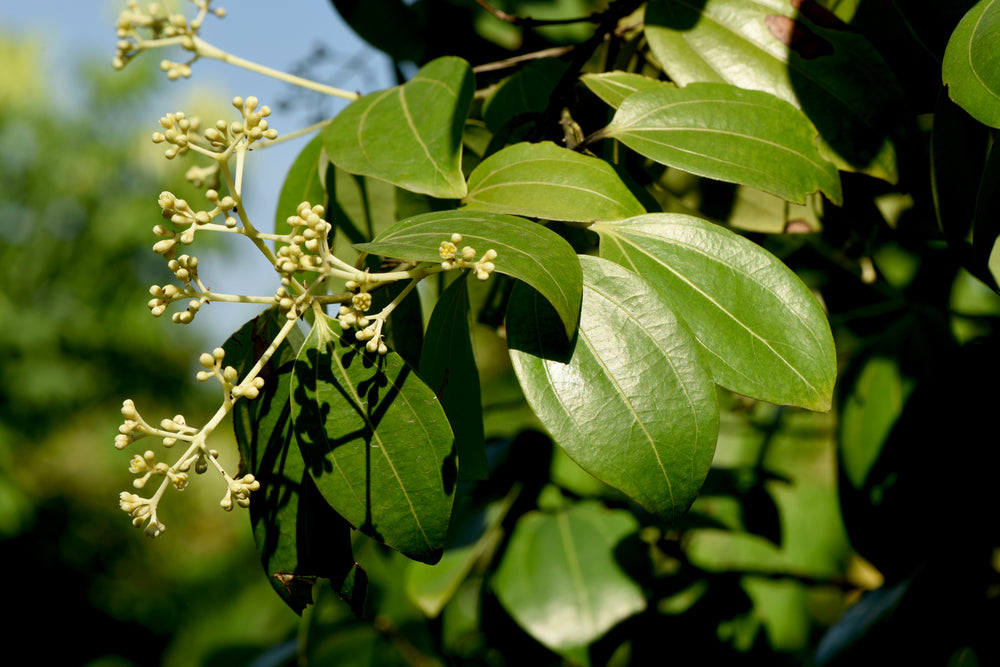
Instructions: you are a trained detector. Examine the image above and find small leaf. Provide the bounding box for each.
[493,502,646,652]
[324,56,474,198]
[600,82,842,205]
[291,315,456,564]
[594,214,836,411]
[508,256,719,521]
[644,0,903,182]
[463,141,646,222]
[224,309,364,615]
[420,274,487,480]
[355,210,583,340]
[943,0,1000,128]
[580,72,667,109]
[275,133,329,231]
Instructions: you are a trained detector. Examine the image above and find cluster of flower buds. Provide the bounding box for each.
[275,201,333,277]
[151,111,200,159]
[336,288,389,354]
[129,449,189,491]
[216,96,278,147]
[116,399,153,450]
[220,474,261,511]
[119,492,166,537]
[113,0,227,74]
[195,347,265,400]
[438,233,498,280]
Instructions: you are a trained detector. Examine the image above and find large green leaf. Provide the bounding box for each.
[291,314,456,564]
[644,0,903,182]
[594,214,836,411]
[463,141,646,222]
[597,82,842,205]
[224,308,365,615]
[493,501,646,652]
[508,256,719,521]
[355,210,583,340]
[323,56,474,198]
[419,274,487,480]
[943,0,1000,128]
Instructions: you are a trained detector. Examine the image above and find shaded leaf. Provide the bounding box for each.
[508,256,719,521]
[483,58,570,132]
[943,0,1000,128]
[594,214,836,411]
[419,274,487,480]
[225,308,365,615]
[291,315,456,563]
[324,56,474,198]
[463,141,646,222]
[355,210,583,340]
[644,0,903,182]
[599,82,842,205]
[493,501,646,652]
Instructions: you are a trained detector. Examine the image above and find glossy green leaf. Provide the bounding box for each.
[291,314,456,564]
[355,210,583,340]
[644,0,902,182]
[275,133,329,232]
[463,141,646,222]
[599,82,842,205]
[594,214,836,411]
[508,256,719,521]
[482,58,570,132]
[324,56,474,198]
[943,0,1000,128]
[580,71,667,109]
[493,501,646,651]
[419,274,487,480]
[224,308,365,615]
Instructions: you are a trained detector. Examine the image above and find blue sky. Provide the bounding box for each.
[1,0,394,335]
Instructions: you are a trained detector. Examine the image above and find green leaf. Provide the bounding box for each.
[291,315,456,564]
[275,133,329,232]
[419,274,487,480]
[644,0,903,182]
[324,56,474,198]
[594,214,836,411]
[943,0,1000,128]
[224,309,365,616]
[599,82,842,205]
[580,72,666,109]
[493,501,646,652]
[355,210,583,340]
[328,169,399,268]
[508,256,719,521]
[463,141,646,222]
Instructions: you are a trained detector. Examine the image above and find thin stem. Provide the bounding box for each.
[192,36,361,101]
[475,0,603,27]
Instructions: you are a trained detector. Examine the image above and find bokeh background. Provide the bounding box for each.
[0,2,392,664]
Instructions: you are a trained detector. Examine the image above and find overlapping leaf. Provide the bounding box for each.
[493,502,646,651]
[291,314,456,564]
[275,133,329,231]
[644,0,903,182]
[355,210,583,340]
[463,141,646,222]
[597,82,842,205]
[594,214,836,411]
[224,308,364,615]
[324,56,474,198]
[943,0,1000,128]
[508,256,719,520]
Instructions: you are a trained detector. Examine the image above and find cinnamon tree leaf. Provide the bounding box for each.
[463,141,646,222]
[324,56,474,198]
[943,0,1000,128]
[580,72,666,109]
[598,82,842,205]
[644,0,903,182]
[508,256,719,521]
[594,214,836,411]
[291,314,456,564]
